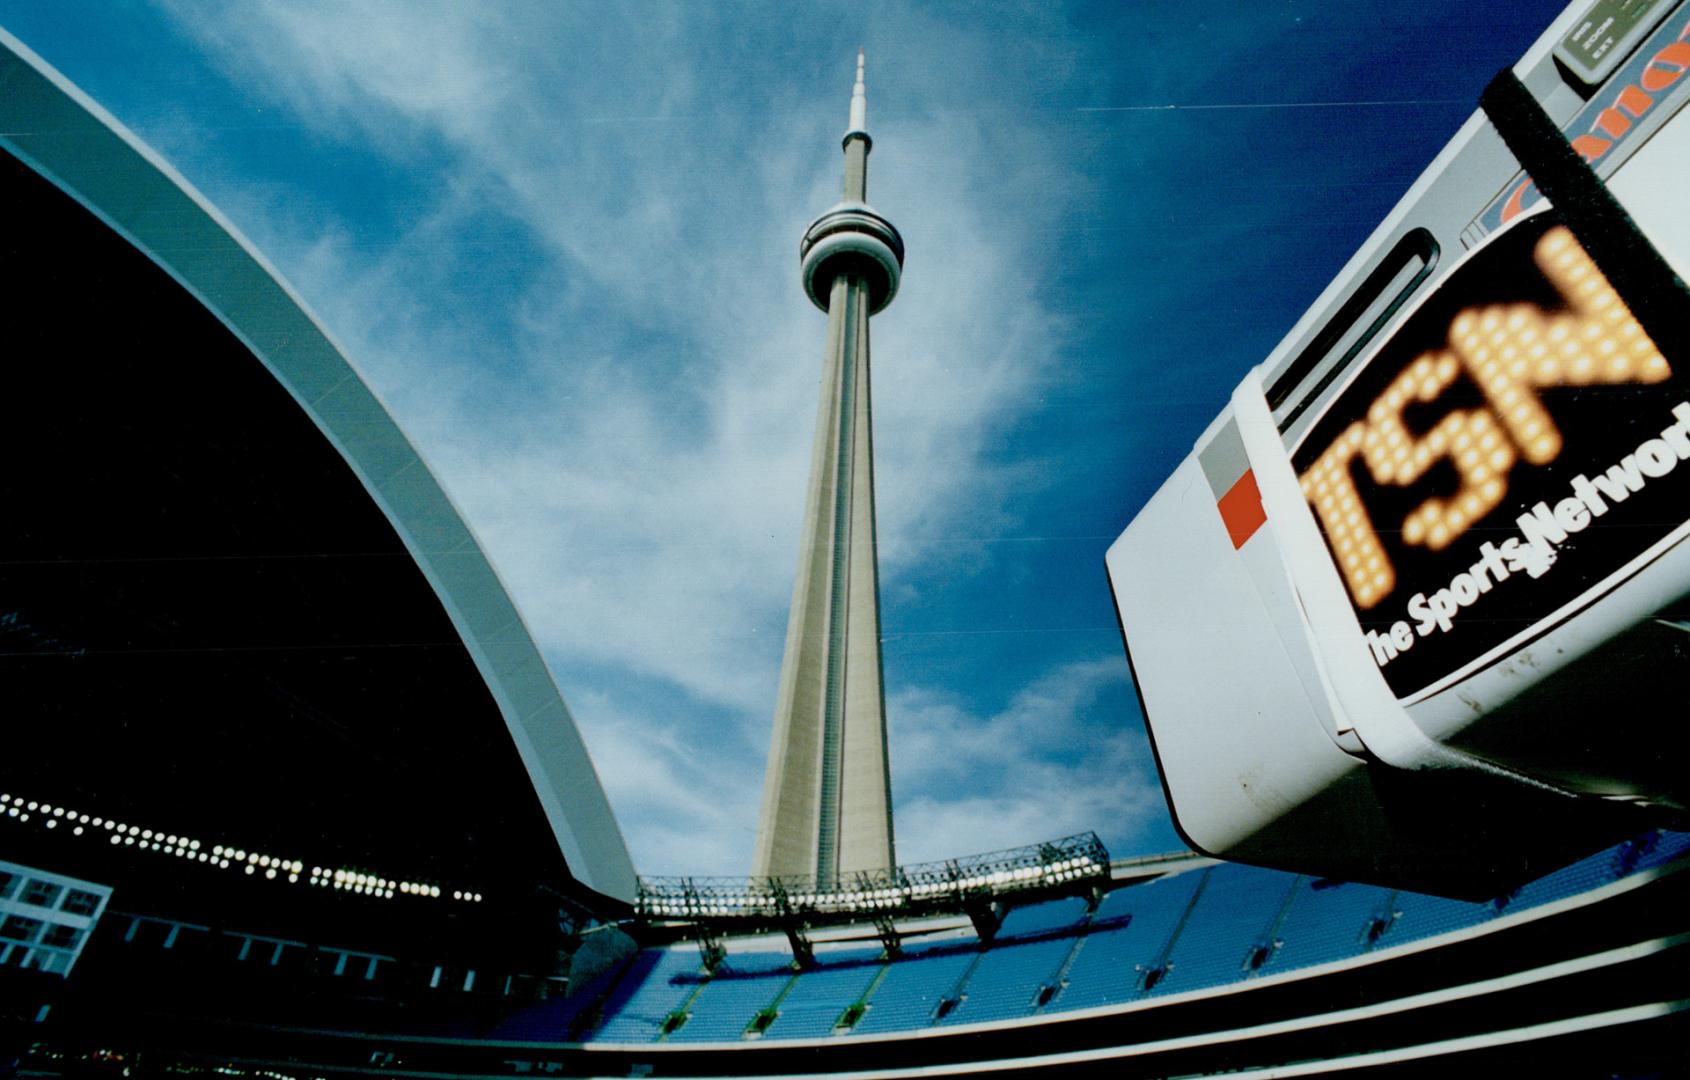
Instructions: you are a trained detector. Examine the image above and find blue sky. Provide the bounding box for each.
[0,1,1567,876]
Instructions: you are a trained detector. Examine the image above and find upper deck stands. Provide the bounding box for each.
[550,830,1688,1044]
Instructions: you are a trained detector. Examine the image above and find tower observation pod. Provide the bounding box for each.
[754,52,903,887]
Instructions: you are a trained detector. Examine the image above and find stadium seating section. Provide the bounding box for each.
[495,830,1690,1044]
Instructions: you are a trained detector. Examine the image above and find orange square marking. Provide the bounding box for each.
[1217,468,1267,549]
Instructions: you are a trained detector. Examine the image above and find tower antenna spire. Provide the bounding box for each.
[848,48,867,139]
[840,50,872,201]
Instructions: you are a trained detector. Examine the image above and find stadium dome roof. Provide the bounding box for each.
[0,29,636,909]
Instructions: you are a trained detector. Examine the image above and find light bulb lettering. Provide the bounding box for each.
[1301,226,1670,608]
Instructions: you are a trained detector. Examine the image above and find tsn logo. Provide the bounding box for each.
[1499,15,1690,224]
[1299,226,1669,609]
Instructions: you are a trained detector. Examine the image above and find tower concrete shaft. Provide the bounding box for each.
[753,52,902,887]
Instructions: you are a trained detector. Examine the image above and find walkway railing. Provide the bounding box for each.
[635,832,1111,923]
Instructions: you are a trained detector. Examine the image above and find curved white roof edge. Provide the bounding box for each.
[0,29,638,904]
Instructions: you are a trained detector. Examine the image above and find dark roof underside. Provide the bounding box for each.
[0,144,576,927]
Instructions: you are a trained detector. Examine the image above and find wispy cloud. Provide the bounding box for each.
[148,0,1151,874]
[563,685,767,876]
[889,657,1167,864]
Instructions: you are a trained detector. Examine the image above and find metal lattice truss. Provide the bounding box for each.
[636,832,1111,923]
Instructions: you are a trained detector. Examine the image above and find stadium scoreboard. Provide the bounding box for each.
[1109,0,1690,896]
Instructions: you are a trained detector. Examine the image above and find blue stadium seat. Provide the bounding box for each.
[1089,880,1143,923]
[853,942,977,1035]
[1379,834,1690,950]
[1502,844,1626,914]
[1383,890,1494,947]
[762,948,884,1038]
[939,936,1078,1025]
[578,836,1690,1043]
[664,950,794,1043]
[1148,863,1298,997]
[1265,877,1395,975]
[489,954,644,1041]
[1620,830,1690,875]
[589,948,706,1043]
[994,895,1091,938]
[1048,868,1206,1012]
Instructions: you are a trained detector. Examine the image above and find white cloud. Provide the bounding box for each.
[149,1,1136,874]
[564,687,765,877]
[888,657,1168,864]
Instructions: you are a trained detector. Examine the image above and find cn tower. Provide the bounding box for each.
[753,52,903,886]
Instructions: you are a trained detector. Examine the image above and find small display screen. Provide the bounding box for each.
[1557,0,1667,84]
[1291,210,1690,700]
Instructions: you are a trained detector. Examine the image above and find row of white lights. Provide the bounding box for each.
[642,856,1101,917]
[0,791,486,905]
[303,867,482,903]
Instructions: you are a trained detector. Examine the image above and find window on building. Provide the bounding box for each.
[1,915,42,942]
[41,924,80,949]
[20,880,62,908]
[60,889,100,917]
[0,870,16,899]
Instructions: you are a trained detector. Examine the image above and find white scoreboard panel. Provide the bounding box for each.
[1108,0,1690,897]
